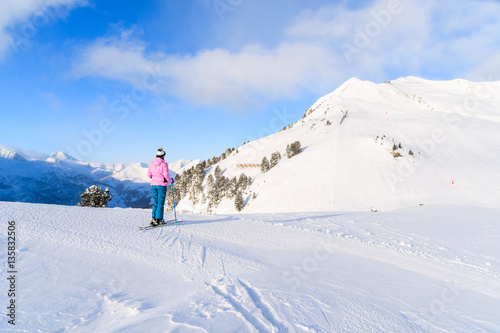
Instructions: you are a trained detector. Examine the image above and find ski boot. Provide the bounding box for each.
[150,218,158,227]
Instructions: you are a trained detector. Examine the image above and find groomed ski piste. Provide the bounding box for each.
[1,201,499,332]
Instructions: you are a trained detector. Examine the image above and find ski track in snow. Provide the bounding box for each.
[0,201,499,332]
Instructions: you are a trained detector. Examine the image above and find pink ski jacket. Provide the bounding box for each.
[147,157,173,186]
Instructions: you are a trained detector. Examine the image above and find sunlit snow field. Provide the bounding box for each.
[1,201,498,332]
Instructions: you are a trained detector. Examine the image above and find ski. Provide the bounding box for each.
[139,219,181,231]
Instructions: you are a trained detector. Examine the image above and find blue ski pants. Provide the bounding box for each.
[151,185,167,220]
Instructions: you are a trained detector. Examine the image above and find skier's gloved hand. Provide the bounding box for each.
[170,179,175,185]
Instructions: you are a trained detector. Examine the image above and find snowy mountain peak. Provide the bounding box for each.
[50,151,78,161]
[0,147,27,161]
[0,144,49,161]
[172,76,500,213]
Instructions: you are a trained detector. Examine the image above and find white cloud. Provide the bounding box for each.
[73,30,153,83]
[73,32,344,110]
[162,42,343,107]
[71,0,500,110]
[0,0,87,58]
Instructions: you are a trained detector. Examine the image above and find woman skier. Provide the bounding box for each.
[147,147,174,226]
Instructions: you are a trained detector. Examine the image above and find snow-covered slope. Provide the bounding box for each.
[0,201,498,332]
[177,77,500,213]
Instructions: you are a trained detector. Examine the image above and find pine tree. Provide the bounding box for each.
[261,156,270,173]
[78,185,112,207]
[214,175,227,204]
[179,168,191,199]
[206,174,214,191]
[214,165,222,180]
[191,163,205,202]
[207,199,215,214]
[270,151,281,168]
[206,174,215,209]
[286,141,302,158]
[238,173,248,190]
[234,191,245,212]
[189,185,199,205]
[226,176,237,198]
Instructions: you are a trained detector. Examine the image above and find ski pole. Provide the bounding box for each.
[171,183,177,224]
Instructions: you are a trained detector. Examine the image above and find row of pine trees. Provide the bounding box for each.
[165,162,252,213]
[261,140,302,173]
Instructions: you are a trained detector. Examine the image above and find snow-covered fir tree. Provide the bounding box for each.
[261,156,270,173]
[270,151,281,168]
[189,185,199,205]
[286,140,302,158]
[226,176,238,199]
[213,175,226,205]
[234,190,245,212]
[238,173,248,190]
[190,163,205,204]
[78,185,112,207]
[179,169,190,199]
[206,174,214,192]
[206,174,214,195]
[214,165,222,180]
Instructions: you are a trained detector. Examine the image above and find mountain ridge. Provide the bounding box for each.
[0,144,187,208]
[2,76,499,212]
[174,76,500,213]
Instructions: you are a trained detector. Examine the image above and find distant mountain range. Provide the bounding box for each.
[0,145,193,208]
[2,76,500,212]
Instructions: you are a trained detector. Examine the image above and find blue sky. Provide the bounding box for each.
[1,0,500,164]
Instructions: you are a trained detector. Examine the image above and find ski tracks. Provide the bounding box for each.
[210,277,290,333]
[158,226,197,265]
[201,245,207,269]
[238,278,289,333]
[211,284,271,333]
[160,225,181,248]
